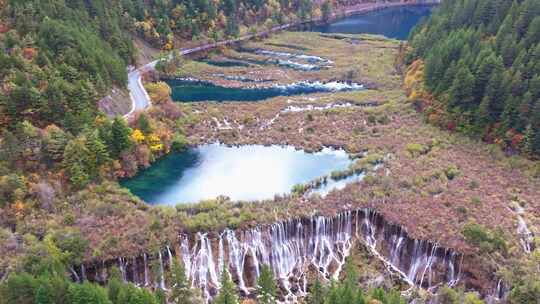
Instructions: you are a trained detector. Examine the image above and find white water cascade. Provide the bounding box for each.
[81,209,462,303]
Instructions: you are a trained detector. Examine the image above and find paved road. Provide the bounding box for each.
[123,0,440,118]
[124,24,291,118]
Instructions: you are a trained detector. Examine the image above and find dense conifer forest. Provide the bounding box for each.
[407,0,540,157]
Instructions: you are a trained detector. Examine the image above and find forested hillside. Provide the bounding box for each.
[407,0,540,158]
[0,0,318,132]
[0,0,329,190]
[0,0,134,132]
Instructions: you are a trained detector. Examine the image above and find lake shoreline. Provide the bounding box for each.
[121,143,370,205]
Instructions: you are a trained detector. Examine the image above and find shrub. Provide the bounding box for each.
[171,133,188,152]
[437,286,459,304]
[468,180,479,190]
[292,183,307,196]
[463,292,484,304]
[444,165,461,180]
[462,223,507,254]
[367,114,377,125]
[470,196,481,205]
[330,169,352,181]
[405,143,429,156]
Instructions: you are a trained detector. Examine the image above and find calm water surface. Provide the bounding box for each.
[121,144,355,204]
[168,79,362,102]
[311,5,433,39]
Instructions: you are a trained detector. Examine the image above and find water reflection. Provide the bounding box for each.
[167,79,363,102]
[121,144,355,204]
[311,5,434,39]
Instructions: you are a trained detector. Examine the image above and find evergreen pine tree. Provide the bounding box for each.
[107,267,123,304]
[522,124,536,156]
[256,265,277,304]
[155,289,167,304]
[35,284,54,304]
[476,96,492,129]
[308,278,325,304]
[530,100,540,155]
[474,53,502,100]
[448,63,475,109]
[137,113,152,135]
[62,138,91,188]
[323,281,340,304]
[0,130,21,163]
[110,116,132,158]
[483,70,510,120]
[168,261,194,304]
[501,95,520,131]
[518,92,534,128]
[44,125,70,162]
[214,267,238,304]
[85,130,110,178]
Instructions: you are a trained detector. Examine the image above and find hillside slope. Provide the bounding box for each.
[407,0,540,158]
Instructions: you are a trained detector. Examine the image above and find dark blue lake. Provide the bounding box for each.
[167,79,363,102]
[311,5,434,39]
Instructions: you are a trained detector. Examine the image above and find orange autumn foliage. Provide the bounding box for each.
[22,47,37,60]
[12,200,25,217]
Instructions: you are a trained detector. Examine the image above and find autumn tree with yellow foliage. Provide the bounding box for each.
[145,82,172,105]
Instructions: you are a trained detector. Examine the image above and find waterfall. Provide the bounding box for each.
[82,209,463,303]
[218,232,225,279]
[182,233,221,299]
[157,252,166,289]
[517,216,533,253]
[132,257,140,285]
[80,265,86,281]
[167,246,174,267]
[224,229,249,294]
[118,257,127,282]
[143,253,150,286]
[508,204,534,254]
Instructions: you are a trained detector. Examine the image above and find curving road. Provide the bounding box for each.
[124,24,292,118]
[123,1,441,118]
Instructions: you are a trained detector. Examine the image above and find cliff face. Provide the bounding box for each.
[80,209,464,302]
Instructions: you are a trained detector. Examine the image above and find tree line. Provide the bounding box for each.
[1,249,412,304]
[407,0,540,158]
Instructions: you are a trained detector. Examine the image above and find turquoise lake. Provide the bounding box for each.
[121,144,356,204]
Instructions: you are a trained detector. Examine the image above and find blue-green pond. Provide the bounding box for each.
[168,79,363,102]
[121,144,361,204]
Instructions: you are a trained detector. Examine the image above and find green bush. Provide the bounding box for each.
[405,143,429,156]
[171,133,189,152]
[462,223,507,254]
[292,183,308,196]
[444,165,461,180]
